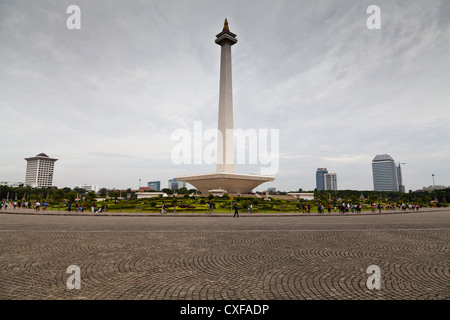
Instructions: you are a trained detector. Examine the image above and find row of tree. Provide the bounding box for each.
[1,185,449,205]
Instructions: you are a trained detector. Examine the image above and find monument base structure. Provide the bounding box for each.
[177,172,274,195]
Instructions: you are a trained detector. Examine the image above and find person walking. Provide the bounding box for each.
[207,202,212,214]
[233,203,239,218]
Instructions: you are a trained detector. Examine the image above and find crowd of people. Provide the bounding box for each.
[0,199,433,214]
[296,202,422,214]
[67,201,103,213]
[0,200,52,211]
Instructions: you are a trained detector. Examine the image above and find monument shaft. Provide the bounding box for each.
[215,21,237,173]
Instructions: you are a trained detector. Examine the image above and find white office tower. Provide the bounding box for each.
[24,153,58,187]
[323,173,337,191]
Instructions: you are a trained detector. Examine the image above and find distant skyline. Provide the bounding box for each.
[1,0,449,192]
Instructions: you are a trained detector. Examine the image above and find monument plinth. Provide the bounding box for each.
[177,19,274,195]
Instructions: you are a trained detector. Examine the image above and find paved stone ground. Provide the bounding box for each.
[0,208,448,300]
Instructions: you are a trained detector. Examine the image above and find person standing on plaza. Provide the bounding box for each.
[207,202,212,214]
[233,203,239,218]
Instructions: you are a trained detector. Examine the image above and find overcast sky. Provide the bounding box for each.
[1,0,449,192]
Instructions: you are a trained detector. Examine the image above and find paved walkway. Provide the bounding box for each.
[0,208,449,300]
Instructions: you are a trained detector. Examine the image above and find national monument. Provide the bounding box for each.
[177,19,275,194]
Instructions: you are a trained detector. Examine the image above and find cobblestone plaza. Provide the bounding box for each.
[0,209,448,300]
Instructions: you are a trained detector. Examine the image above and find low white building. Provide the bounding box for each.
[136,192,168,199]
[74,184,100,193]
[287,193,315,200]
[1,181,24,188]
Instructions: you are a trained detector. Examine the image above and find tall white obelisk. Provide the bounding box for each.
[177,19,275,194]
[215,18,237,173]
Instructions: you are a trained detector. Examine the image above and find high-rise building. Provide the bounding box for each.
[147,181,161,191]
[316,168,328,191]
[372,154,403,192]
[168,178,186,190]
[397,164,405,193]
[323,173,337,191]
[24,153,58,187]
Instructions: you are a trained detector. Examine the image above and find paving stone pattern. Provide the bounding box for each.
[0,209,449,300]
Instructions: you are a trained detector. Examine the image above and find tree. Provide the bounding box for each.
[51,189,65,202]
[74,188,86,195]
[99,188,107,197]
[178,187,188,194]
[86,191,97,202]
[368,192,379,203]
[66,191,77,202]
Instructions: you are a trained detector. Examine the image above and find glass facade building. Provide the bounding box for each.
[147,181,161,191]
[372,154,403,192]
[316,168,328,191]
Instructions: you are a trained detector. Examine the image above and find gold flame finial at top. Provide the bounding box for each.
[223,18,230,32]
